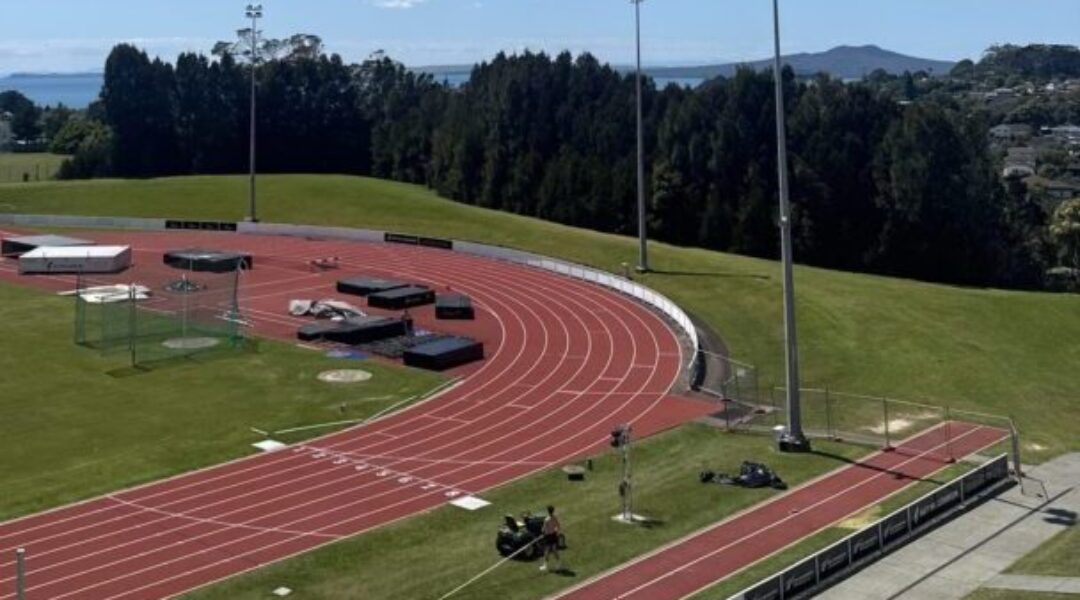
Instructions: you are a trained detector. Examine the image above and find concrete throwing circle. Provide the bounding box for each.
[162,337,221,350]
[318,369,373,384]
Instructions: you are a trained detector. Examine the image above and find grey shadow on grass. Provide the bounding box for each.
[105,339,260,378]
[649,269,770,281]
[550,567,578,577]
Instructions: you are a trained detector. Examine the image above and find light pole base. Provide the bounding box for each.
[245,217,259,223]
[611,513,649,525]
[778,433,812,453]
[635,265,649,274]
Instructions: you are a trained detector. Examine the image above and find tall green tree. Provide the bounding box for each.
[101,45,180,176]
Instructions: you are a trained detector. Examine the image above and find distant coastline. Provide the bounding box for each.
[4,72,103,79]
[0,44,954,109]
[0,72,103,108]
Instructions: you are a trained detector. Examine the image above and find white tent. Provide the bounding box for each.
[19,245,132,274]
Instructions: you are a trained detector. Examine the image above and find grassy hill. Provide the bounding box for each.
[0,152,67,183]
[1,174,1077,460]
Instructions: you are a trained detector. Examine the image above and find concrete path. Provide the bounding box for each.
[820,453,1080,600]
[984,574,1080,594]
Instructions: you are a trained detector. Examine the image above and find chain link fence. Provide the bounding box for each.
[74,264,247,368]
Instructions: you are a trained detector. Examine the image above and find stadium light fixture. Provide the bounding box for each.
[245,4,263,223]
[771,0,810,452]
[632,0,649,273]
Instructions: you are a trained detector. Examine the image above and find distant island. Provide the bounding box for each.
[415,45,956,83]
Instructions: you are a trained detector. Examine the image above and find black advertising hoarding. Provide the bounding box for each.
[984,455,1009,481]
[817,541,851,582]
[165,220,238,231]
[781,558,818,598]
[384,232,454,250]
[741,576,782,600]
[418,236,454,250]
[880,511,910,549]
[912,482,963,530]
[849,527,881,564]
[384,232,420,245]
[962,465,988,497]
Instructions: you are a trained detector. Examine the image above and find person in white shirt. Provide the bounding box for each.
[540,505,563,572]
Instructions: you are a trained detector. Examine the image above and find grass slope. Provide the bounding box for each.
[1006,524,1080,577]
[0,152,67,183]
[967,591,1077,600]
[0,283,442,520]
[1,174,1076,460]
[183,426,865,600]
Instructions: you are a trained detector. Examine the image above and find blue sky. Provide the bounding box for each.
[0,0,1078,74]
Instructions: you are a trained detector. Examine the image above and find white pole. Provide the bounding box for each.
[633,0,649,272]
[246,5,262,223]
[772,0,809,452]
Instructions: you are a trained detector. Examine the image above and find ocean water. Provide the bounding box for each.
[0,74,103,108]
[433,72,704,89]
[0,71,704,110]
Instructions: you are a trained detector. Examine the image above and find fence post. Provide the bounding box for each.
[733,368,742,405]
[882,397,892,450]
[825,386,834,440]
[769,386,776,426]
[944,406,954,463]
[128,284,137,367]
[1009,419,1024,478]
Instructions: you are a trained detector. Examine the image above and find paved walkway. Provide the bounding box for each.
[821,453,1080,600]
[984,574,1080,594]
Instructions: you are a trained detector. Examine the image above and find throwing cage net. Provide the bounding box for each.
[73,263,246,367]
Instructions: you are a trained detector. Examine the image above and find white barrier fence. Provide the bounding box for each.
[0,214,700,371]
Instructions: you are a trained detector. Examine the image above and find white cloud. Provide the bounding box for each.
[371,0,428,8]
[0,37,214,75]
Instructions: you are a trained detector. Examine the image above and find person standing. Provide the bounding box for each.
[540,505,563,572]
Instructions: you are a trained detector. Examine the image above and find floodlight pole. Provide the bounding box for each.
[772,0,809,452]
[633,0,649,273]
[245,4,263,223]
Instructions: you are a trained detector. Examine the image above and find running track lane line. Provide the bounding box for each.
[550,422,1009,600]
[27,249,656,600]
[0,231,687,599]
[44,255,665,595]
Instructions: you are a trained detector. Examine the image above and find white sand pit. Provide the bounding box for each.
[162,337,221,350]
[865,411,940,436]
[317,369,373,384]
[866,418,913,435]
[837,506,882,530]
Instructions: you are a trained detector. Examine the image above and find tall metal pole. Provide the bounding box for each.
[633,0,649,272]
[246,5,262,223]
[772,0,809,451]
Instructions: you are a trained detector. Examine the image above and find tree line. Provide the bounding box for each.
[49,42,1076,290]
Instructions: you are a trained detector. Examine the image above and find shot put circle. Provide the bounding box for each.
[162,337,221,350]
[318,369,373,384]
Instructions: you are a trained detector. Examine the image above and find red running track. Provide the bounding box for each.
[0,229,714,600]
[550,422,1009,600]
